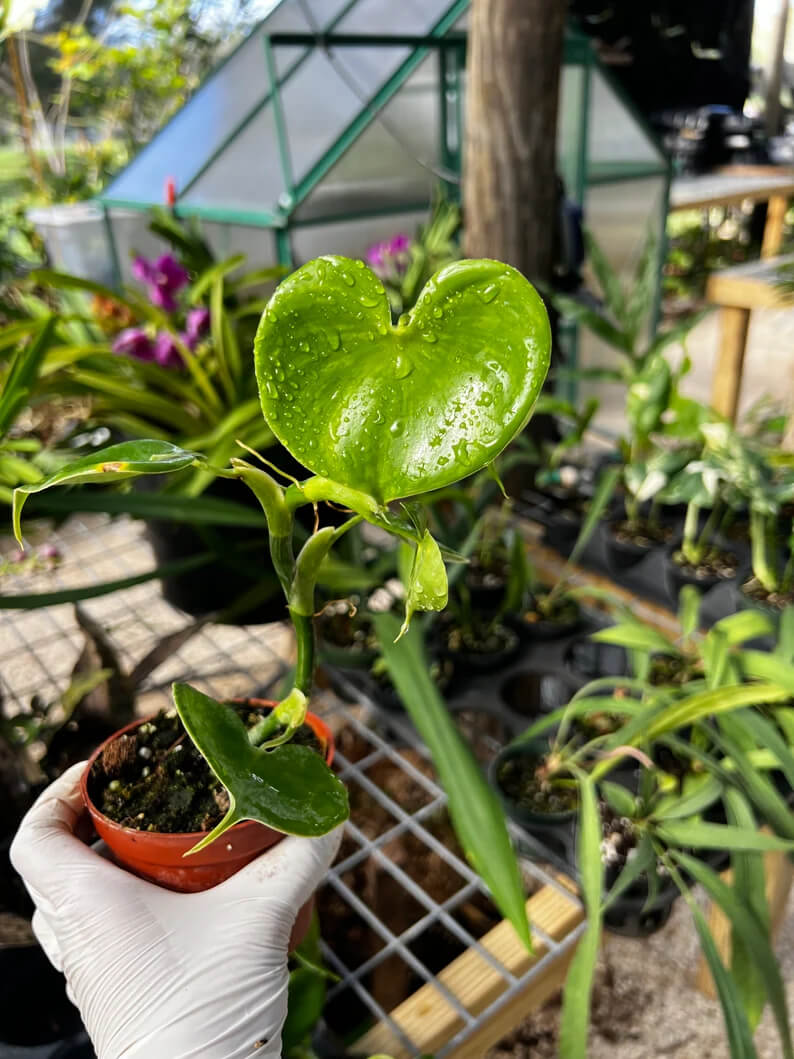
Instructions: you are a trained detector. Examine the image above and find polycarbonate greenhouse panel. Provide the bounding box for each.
[102,0,461,217]
[294,54,441,220]
[587,68,666,181]
[289,208,429,264]
[101,0,330,207]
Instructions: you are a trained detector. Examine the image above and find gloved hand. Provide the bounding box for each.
[10,761,342,1059]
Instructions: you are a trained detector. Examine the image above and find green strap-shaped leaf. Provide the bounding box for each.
[0,316,56,439]
[372,612,531,951]
[558,772,602,1059]
[255,256,551,503]
[12,440,202,543]
[656,821,794,852]
[590,621,678,655]
[673,850,792,1058]
[172,683,348,850]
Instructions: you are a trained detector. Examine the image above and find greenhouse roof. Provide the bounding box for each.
[98,0,471,226]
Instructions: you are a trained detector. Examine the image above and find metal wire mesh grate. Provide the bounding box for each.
[1,514,585,1058]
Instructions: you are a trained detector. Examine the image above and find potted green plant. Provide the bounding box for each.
[13,213,304,620]
[12,253,551,946]
[511,655,794,1057]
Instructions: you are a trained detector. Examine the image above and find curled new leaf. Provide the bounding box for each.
[398,530,448,639]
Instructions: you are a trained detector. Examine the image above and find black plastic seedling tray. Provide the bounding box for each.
[516,493,747,627]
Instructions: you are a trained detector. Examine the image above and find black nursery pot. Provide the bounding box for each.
[500,669,575,719]
[0,942,85,1049]
[564,636,629,687]
[489,743,578,867]
[602,522,656,574]
[602,873,679,937]
[435,620,522,677]
[663,543,741,606]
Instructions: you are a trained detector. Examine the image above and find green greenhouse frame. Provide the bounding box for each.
[90,0,669,288]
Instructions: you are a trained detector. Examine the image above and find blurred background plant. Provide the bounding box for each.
[365,193,461,316]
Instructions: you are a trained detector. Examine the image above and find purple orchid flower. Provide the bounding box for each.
[365,242,387,271]
[185,306,210,347]
[112,327,156,362]
[388,233,411,255]
[132,253,189,312]
[153,332,184,370]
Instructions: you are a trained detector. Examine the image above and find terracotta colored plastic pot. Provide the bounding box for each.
[81,699,335,899]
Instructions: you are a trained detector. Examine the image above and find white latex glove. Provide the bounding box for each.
[10,761,342,1059]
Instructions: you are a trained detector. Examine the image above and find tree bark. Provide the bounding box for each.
[464,0,567,284]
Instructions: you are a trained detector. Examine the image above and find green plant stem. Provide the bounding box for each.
[751,508,779,594]
[782,524,794,595]
[682,501,701,566]
[696,502,722,557]
[291,610,315,696]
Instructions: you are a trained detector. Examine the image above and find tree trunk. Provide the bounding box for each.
[464,0,567,284]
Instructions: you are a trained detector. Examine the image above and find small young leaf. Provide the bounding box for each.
[398,530,448,639]
[172,683,348,848]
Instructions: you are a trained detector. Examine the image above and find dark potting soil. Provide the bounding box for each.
[648,653,699,687]
[465,551,509,591]
[610,519,672,549]
[741,577,794,610]
[496,755,578,814]
[671,547,738,581]
[521,592,579,629]
[90,706,322,833]
[442,619,519,657]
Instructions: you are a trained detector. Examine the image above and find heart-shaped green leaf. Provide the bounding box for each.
[12,440,201,544]
[172,683,348,851]
[255,256,550,503]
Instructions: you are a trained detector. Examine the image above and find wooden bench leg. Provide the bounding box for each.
[762,193,788,258]
[695,850,794,998]
[711,306,751,422]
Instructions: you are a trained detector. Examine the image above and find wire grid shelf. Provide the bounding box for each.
[1,515,585,1058]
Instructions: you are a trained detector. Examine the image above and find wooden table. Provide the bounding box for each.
[670,166,794,259]
[705,253,794,421]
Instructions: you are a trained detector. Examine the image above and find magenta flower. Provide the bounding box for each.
[365,242,387,270]
[113,327,156,362]
[388,233,411,255]
[39,543,61,562]
[153,332,184,370]
[132,254,189,312]
[185,306,210,347]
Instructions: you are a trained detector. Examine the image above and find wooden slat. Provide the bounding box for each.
[695,847,794,997]
[762,194,789,258]
[670,167,794,213]
[711,306,751,421]
[355,882,584,1058]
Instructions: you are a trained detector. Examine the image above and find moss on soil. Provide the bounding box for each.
[90,705,322,833]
